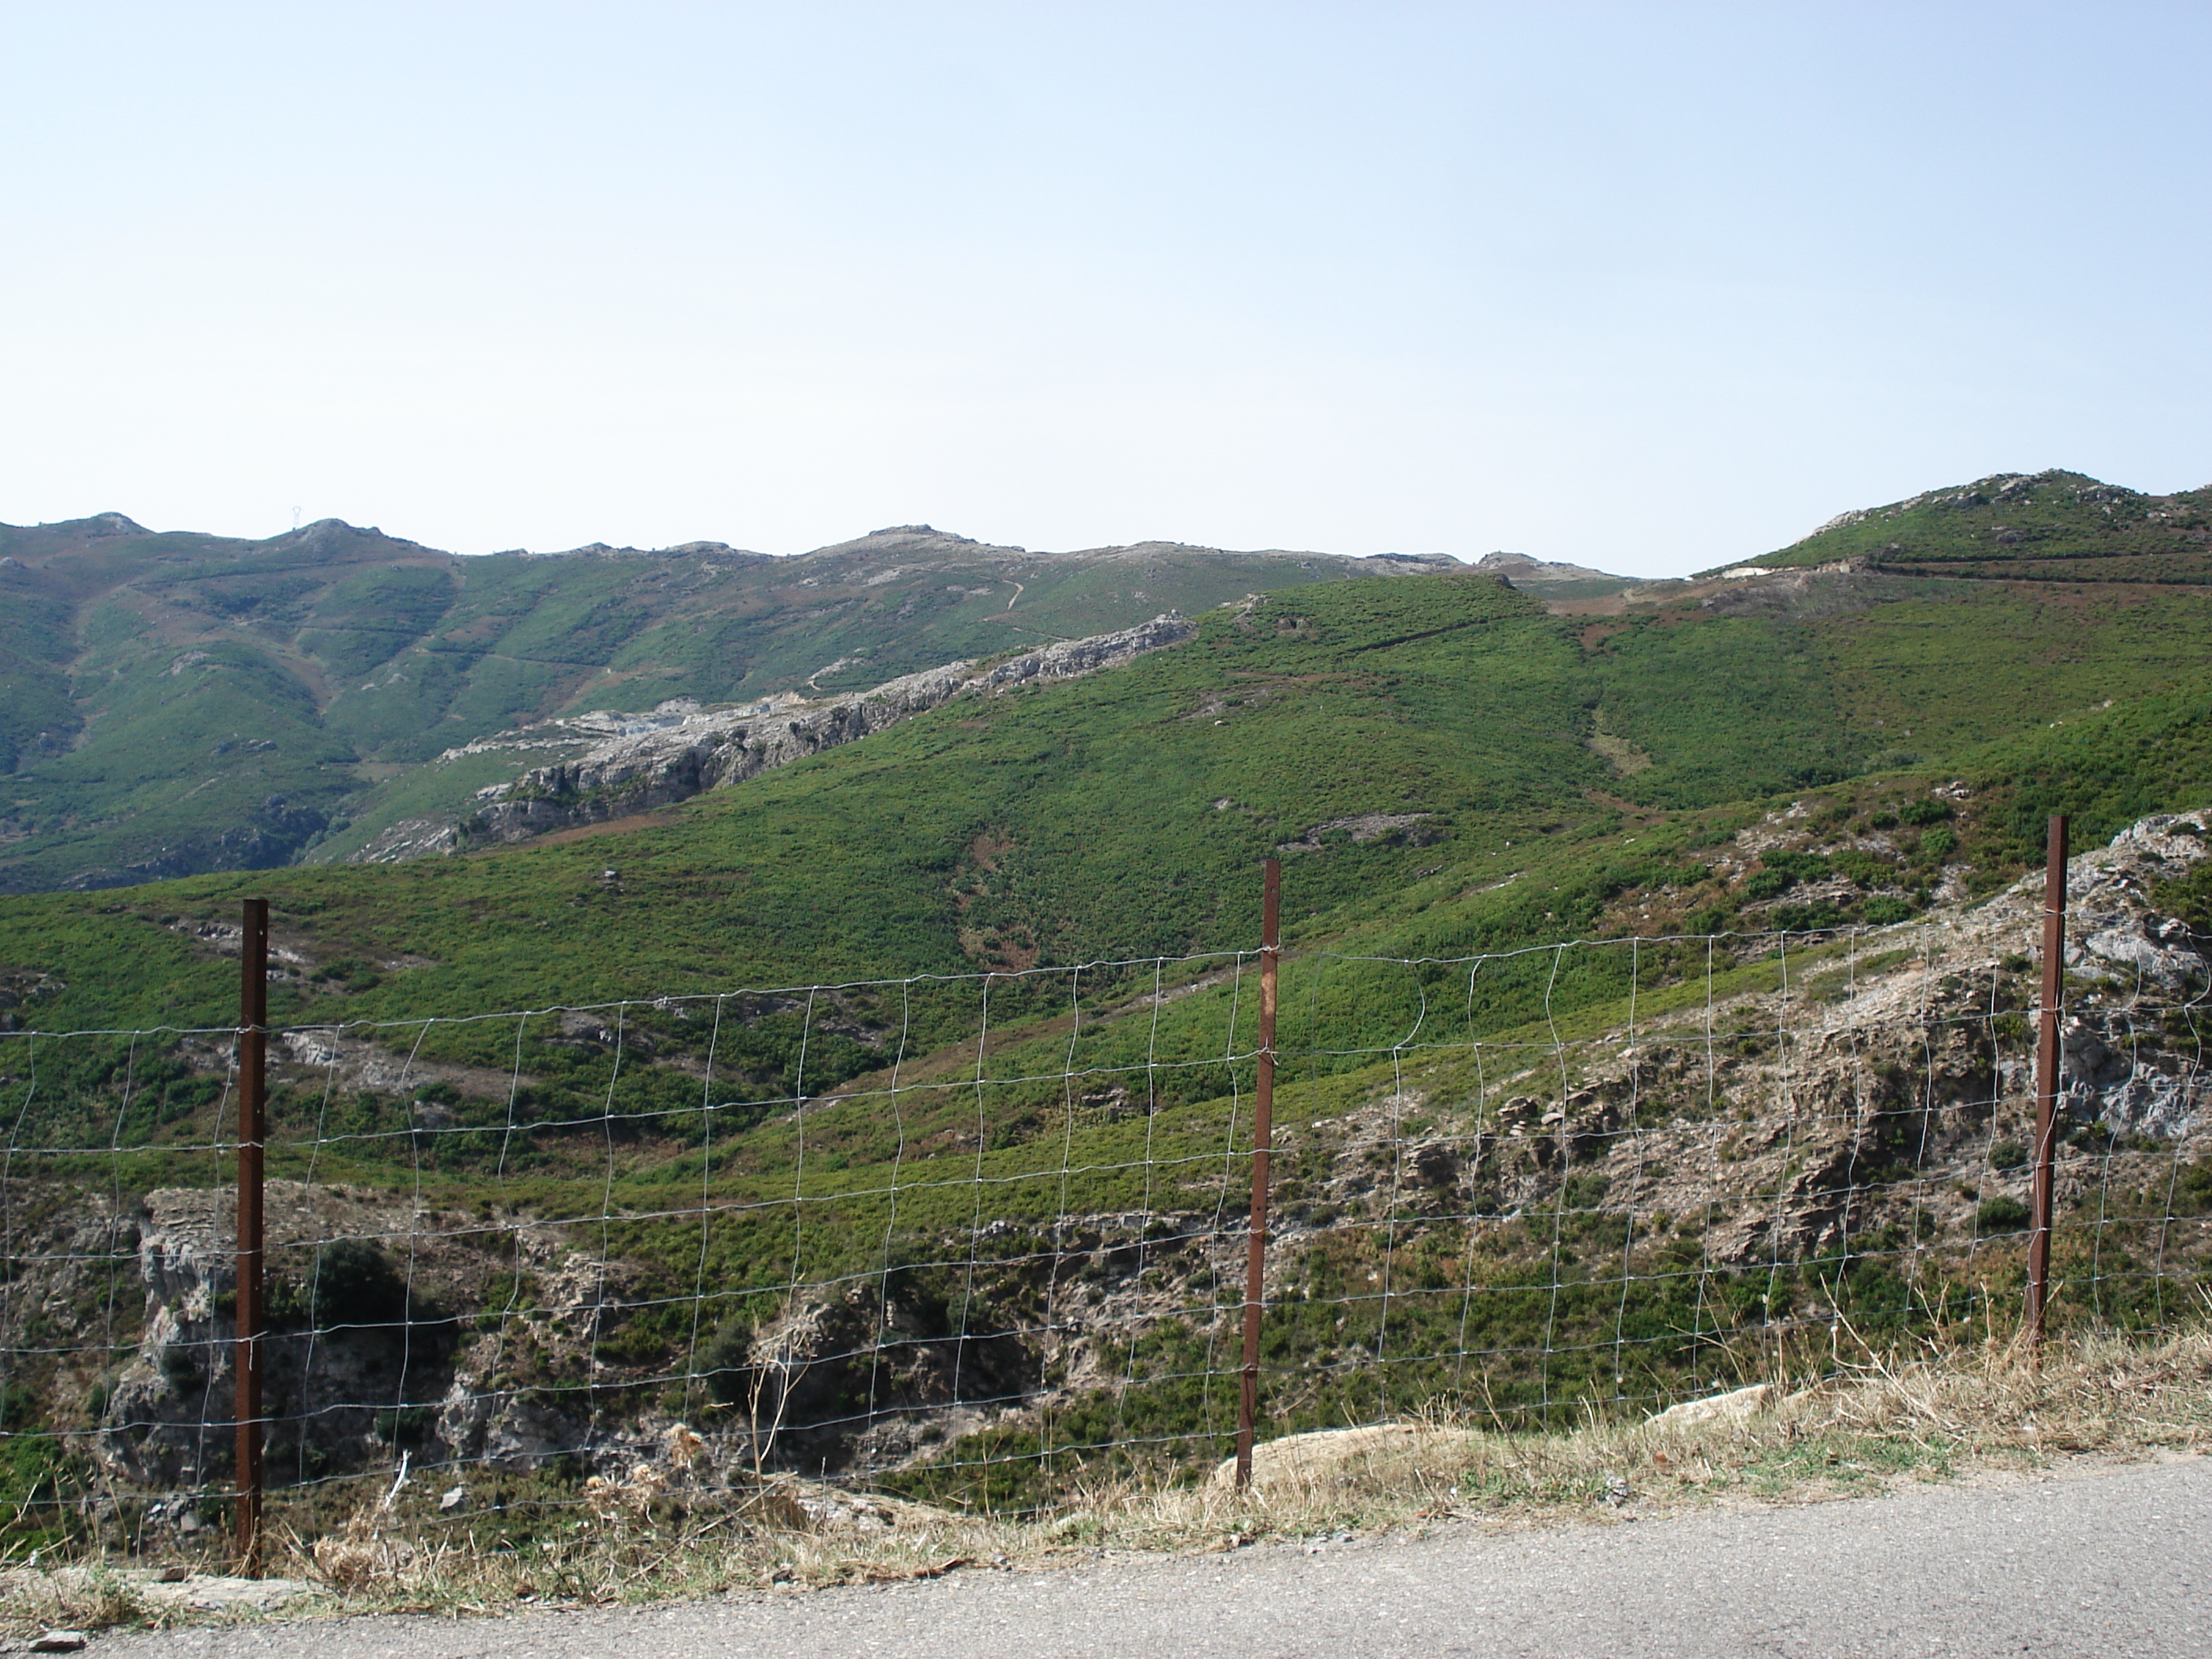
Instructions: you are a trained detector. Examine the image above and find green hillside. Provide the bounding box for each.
[4,499,2212,1515]
[5,537,2210,1040]
[1749,469,2212,583]
[14,468,2199,902]
[19,562,2212,1298]
[2,467,2208,1101]
[0,515,1454,893]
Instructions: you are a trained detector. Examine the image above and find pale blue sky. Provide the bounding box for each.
[2,2,2206,573]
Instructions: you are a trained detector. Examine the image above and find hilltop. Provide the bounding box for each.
[1467,550,1639,599]
[1742,468,2212,583]
[0,515,1462,893]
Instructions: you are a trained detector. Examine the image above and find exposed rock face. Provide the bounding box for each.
[96,1186,466,1489]
[1275,813,1437,855]
[1690,558,1887,620]
[1258,808,2210,1292]
[82,1184,674,1490]
[2008,811,2210,1138]
[2064,813,2212,991]
[701,1274,1042,1473]
[348,818,461,864]
[360,613,1199,858]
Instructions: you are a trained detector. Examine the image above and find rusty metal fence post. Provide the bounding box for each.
[1236,859,1280,1488]
[2026,816,2067,1353]
[235,899,268,1574]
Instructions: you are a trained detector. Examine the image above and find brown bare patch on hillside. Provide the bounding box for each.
[949,829,1039,971]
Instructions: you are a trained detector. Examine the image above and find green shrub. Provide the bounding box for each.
[266,1239,413,1330]
[1829,848,1889,887]
[1975,1195,2031,1234]
[373,1405,436,1444]
[701,1313,756,1406]
[1762,851,1832,882]
[1560,1173,1609,1209]
[2174,1159,2212,1217]
[2155,861,2212,938]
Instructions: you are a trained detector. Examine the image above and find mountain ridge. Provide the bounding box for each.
[5,467,2208,897]
[0,515,1480,892]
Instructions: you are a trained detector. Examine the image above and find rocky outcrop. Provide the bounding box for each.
[1271,808,2211,1273]
[1690,558,1886,620]
[348,818,461,863]
[449,613,1199,848]
[77,1184,675,1493]
[1274,813,1437,855]
[698,1273,1042,1473]
[96,1186,465,1489]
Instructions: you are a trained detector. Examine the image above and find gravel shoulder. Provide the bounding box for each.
[88,1452,2210,1659]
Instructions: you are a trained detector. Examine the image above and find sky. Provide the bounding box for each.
[2,2,2207,576]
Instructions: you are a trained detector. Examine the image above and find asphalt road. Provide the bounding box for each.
[99,1456,2208,1659]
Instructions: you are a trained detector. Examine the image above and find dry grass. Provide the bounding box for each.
[0,1561,156,1636]
[5,1322,2207,1634]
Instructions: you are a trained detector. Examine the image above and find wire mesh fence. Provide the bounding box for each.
[0,879,2205,1562]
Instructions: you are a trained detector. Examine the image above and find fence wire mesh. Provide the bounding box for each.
[0,902,2205,1556]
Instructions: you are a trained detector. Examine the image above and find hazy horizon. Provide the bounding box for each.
[4,2,2205,575]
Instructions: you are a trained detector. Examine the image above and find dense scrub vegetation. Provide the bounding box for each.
[4,471,2212,1526]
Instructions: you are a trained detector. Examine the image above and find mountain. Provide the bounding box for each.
[2,465,2207,929]
[12,802,2205,1507]
[0,515,1469,893]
